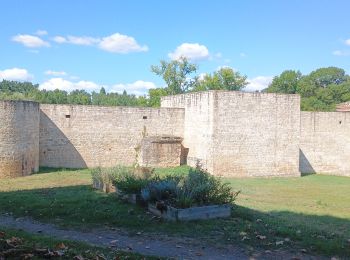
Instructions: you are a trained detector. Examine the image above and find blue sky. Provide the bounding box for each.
[1,0,349,94]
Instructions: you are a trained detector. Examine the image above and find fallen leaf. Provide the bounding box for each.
[256,219,262,223]
[73,255,84,260]
[300,248,307,253]
[256,235,266,240]
[284,237,291,242]
[195,252,203,256]
[55,242,67,250]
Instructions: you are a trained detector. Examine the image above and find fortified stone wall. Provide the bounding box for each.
[300,112,350,176]
[161,91,216,173]
[213,91,300,177]
[0,100,40,178]
[39,104,184,168]
[162,91,301,177]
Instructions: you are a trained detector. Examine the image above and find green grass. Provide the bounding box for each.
[0,227,158,259]
[0,167,349,257]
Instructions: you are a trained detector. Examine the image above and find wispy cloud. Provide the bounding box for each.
[52,33,148,53]
[45,70,67,76]
[332,50,350,56]
[12,34,50,48]
[35,30,48,36]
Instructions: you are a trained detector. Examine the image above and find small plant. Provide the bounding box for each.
[91,167,116,193]
[112,166,154,194]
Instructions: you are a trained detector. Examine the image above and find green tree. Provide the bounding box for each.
[195,67,248,91]
[266,70,301,94]
[147,88,168,107]
[151,57,197,94]
[68,90,91,105]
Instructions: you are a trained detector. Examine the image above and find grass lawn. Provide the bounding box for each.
[0,227,157,259]
[0,167,349,257]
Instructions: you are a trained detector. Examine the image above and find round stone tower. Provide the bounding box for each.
[0,100,40,178]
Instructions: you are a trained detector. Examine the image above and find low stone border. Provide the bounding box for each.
[148,203,231,221]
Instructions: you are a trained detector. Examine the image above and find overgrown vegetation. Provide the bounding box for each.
[94,165,238,209]
[142,167,239,208]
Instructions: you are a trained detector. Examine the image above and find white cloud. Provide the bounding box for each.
[245,76,273,92]
[52,33,148,53]
[53,35,99,45]
[0,68,33,81]
[240,52,246,57]
[332,50,350,56]
[67,36,100,46]
[98,33,148,53]
[168,43,210,61]
[52,36,67,43]
[345,39,350,46]
[36,30,48,36]
[110,80,157,95]
[215,52,222,58]
[39,78,100,92]
[12,34,50,48]
[45,70,67,76]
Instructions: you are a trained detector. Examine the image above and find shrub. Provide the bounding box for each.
[91,167,116,193]
[112,167,154,194]
[141,167,239,208]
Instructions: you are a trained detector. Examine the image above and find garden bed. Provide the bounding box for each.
[148,203,231,221]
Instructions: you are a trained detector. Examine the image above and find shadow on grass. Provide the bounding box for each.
[0,185,349,257]
[38,167,87,174]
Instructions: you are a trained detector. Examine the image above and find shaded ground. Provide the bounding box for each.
[0,214,325,260]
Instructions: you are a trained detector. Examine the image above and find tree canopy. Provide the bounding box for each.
[1,63,349,111]
[265,67,350,111]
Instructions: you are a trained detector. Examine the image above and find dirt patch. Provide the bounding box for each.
[0,214,326,259]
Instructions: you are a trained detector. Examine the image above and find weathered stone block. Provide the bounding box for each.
[137,136,183,168]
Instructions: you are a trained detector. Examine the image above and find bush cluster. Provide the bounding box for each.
[141,167,239,208]
[91,165,239,209]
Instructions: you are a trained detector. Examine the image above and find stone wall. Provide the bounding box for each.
[300,112,350,176]
[213,91,300,177]
[162,91,301,177]
[39,105,184,168]
[161,91,216,173]
[0,100,40,178]
[138,136,183,168]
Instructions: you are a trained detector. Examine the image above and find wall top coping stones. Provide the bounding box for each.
[161,90,301,101]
